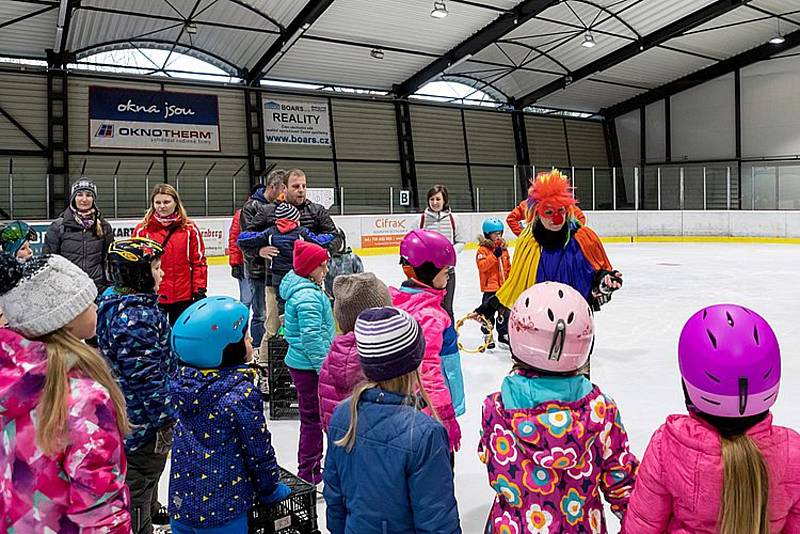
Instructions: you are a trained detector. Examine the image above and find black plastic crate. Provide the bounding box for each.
[249,467,320,534]
[267,337,299,420]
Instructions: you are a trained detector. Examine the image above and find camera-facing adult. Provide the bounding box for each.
[133,184,207,325]
[419,184,466,322]
[44,178,114,294]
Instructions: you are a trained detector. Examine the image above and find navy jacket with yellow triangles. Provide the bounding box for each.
[168,365,281,528]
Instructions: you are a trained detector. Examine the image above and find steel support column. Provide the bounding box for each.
[244,84,265,188]
[46,50,69,218]
[394,100,419,209]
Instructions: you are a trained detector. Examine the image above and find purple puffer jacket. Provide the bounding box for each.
[318,332,364,432]
[479,386,638,533]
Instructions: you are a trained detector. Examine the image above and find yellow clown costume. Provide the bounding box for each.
[495,169,614,310]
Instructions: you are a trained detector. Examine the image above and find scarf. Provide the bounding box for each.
[155,212,180,227]
[71,207,97,230]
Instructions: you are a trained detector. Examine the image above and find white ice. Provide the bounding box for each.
[159,242,800,533]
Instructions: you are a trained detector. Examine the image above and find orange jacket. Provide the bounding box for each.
[476,238,511,293]
[506,200,588,236]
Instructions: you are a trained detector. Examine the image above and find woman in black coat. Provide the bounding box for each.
[44,178,114,294]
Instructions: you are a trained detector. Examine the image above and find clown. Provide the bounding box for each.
[476,169,622,323]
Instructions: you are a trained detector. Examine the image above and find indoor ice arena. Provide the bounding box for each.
[0,0,799,533]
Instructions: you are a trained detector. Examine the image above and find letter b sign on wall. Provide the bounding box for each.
[399,190,411,207]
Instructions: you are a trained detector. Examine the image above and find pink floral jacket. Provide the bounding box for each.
[479,385,638,533]
[0,329,130,533]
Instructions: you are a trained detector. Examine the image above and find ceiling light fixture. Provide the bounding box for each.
[769,20,785,45]
[431,1,448,19]
[581,31,596,48]
[370,48,385,60]
[185,22,198,34]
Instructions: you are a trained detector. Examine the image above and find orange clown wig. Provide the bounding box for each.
[525,169,577,226]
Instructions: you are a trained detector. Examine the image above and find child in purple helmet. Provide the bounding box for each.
[624,304,800,533]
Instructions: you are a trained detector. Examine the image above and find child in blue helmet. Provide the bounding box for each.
[476,217,511,349]
[169,296,290,534]
[0,220,36,262]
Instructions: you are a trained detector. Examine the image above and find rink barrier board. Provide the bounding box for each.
[204,234,800,264]
[20,210,800,265]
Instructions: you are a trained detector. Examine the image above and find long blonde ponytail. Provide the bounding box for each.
[719,433,770,534]
[335,369,435,452]
[36,329,130,456]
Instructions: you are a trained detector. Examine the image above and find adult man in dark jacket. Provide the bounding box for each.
[239,170,286,349]
[43,179,114,293]
[249,169,343,252]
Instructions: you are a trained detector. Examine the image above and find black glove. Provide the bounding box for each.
[192,288,207,302]
[231,265,244,280]
[493,245,503,258]
[474,295,506,320]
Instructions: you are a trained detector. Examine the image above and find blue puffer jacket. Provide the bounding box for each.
[96,289,175,452]
[280,270,335,372]
[238,225,332,279]
[169,365,282,528]
[324,388,461,534]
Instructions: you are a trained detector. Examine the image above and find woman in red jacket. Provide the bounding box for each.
[134,184,207,324]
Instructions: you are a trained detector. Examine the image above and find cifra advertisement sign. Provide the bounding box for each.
[360,215,419,248]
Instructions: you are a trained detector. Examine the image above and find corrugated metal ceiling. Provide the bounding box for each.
[0,0,799,112]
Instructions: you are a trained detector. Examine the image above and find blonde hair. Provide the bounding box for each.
[36,329,130,456]
[719,433,770,534]
[142,184,190,228]
[335,369,435,452]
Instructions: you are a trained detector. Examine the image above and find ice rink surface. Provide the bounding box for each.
[160,242,800,533]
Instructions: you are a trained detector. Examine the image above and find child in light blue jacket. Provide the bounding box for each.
[280,240,335,484]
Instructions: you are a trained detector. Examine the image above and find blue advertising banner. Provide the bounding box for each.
[89,86,220,151]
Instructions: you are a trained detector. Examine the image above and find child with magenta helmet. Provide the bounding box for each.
[392,229,464,453]
[169,297,289,533]
[476,217,511,350]
[480,282,638,533]
[624,305,800,533]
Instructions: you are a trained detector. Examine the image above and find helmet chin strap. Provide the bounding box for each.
[548,319,566,361]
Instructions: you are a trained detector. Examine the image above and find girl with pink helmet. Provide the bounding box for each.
[624,304,800,534]
[480,281,639,533]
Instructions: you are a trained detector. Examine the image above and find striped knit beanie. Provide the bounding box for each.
[275,202,300,223]
[354,307,425,382]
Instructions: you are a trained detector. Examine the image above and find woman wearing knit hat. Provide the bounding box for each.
[280,239,335,484]
[43,178,114,293]
[318,272,392,432]
[324,306,461,534]
[0,253,131,532]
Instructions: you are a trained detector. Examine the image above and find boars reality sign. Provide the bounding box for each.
[89,86,220,151]
[263,98,331,146]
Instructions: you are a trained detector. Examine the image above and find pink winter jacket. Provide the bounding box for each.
[390,284,461,452]
[0,329,131,533]
[624,413,800,533]
[318,332,364,432]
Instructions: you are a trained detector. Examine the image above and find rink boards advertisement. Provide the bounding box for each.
[263,98,331,146]
[360,215,419,248]
[89,86,220,151]
[29,219,226,256]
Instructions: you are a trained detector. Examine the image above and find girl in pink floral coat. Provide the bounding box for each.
[479,282,638,533]
[0,253,130,533]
